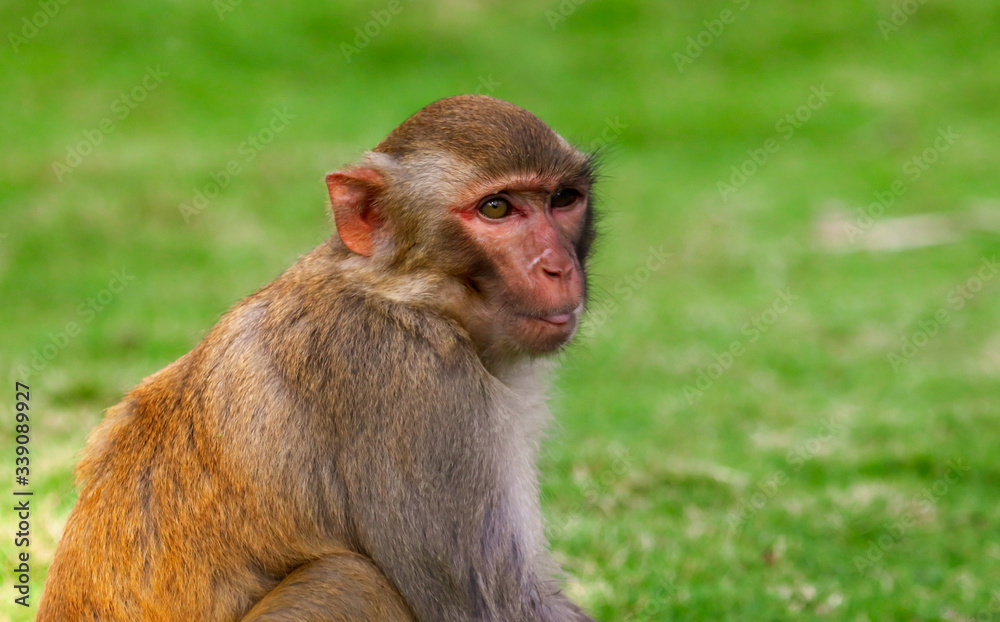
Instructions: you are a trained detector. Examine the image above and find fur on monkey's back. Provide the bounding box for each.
[40,238,533,621]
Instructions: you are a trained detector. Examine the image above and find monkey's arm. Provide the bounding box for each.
[240,552,415,622]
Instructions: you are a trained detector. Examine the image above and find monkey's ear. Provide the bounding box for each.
[326,168,384,257]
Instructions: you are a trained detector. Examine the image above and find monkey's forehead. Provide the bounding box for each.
[362,150,593,209]
[372,95,592,181]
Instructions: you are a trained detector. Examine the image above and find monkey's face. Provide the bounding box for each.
[326,95,598,360]
[449,174,591,356]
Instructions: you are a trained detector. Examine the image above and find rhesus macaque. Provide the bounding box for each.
[38,94,600,622]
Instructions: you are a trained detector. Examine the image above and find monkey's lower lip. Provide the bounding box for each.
[523,312,574,326]
[541,313,573,325]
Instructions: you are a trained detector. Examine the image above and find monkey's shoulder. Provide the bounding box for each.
[274,288,475,380]
[80,245,484,454]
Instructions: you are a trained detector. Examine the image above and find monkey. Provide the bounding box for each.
[37,94,600,622]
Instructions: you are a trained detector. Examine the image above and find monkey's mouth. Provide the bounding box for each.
[537,312,573,326]
[513,311,579,354]
[518,305,581,330]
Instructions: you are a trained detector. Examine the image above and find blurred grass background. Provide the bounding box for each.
[2,0,1000,620]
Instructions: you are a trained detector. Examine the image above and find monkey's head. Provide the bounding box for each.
[326,95,597,360]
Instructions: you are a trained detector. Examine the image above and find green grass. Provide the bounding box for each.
[2,0,1000,620]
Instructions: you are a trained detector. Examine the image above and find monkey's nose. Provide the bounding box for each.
[538,248,574,281]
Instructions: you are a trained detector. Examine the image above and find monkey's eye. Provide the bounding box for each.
[551,188,581,208]
[479,197,513,219]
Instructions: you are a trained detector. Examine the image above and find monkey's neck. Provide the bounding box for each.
[489,356,556,390]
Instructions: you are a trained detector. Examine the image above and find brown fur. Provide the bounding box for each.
[38,95,598,621]
[241,552,414,621]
